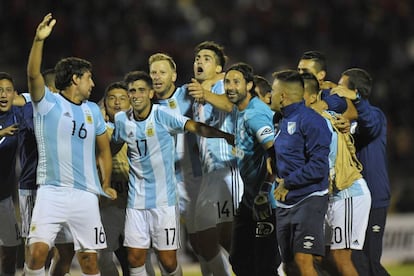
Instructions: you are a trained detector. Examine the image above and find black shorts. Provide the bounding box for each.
[276,194,328,262]
[229,202,281,276]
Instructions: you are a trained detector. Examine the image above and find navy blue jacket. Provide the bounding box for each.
[274,101,331,205]
[321,89,347,114]
[17,102,38,190]
[353,98,390,209]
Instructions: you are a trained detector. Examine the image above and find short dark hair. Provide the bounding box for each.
[0,72,14,85]
[254,75,271,97]
[104,81,128,96]
[342,68,372,99]
[300,50,327,72]
[123,71,152,87]
[54,57,92,90]
[194,41,227,68]
[301,72,320,96]
[273,70,304,87]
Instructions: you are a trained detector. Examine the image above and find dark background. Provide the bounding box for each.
[1,0,413,212]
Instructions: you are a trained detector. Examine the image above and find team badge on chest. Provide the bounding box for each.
[287,122,296,135]
[168,99,177,109]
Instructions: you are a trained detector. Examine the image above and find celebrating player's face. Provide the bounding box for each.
[149,60,176,97]
[224,70,248,105]
[0,79,16,112]
[194,49,221,82]
[128,80,154,115]
[105,88,130,121]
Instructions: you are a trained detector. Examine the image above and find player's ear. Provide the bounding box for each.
[247,81,253,92]
[317,70,326,83]
[215,65,222,73]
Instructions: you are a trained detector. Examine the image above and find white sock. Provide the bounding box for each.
[195,254,212,276]
[160,264,182,276]
[81,273,100,276]
[130,265,147,276]
[144,252,155,276]
[206,250,232,276]
[24,264,45,276]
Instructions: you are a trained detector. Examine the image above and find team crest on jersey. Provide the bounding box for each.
[287,122,296,135]
[86,114,93,124]
[146,127,154,137]
[168,99,177,109]
[231,146,244,159]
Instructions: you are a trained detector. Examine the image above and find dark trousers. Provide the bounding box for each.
[229,202,281,276]
[352,207,390,276]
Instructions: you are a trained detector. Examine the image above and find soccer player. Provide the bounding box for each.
[0,72,22,276]
[98,82,131,276]
[111,71,234,276]
[270,70,331,276]
[303,72,371,276]
[331,68,391,276]
[224,63,280,276]
[15,68,76,276]
[24,13,116,276]
[253,75,272,106]
[148,53,203,274]
[297,50,357,120]
[187,41,243,276]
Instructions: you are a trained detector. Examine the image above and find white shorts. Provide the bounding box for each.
[28,185,106,251]
[19,189,37,238]
[325,193,371,250]
[178,176,202,234]
[194,166,243,232]
[124,205,181,251]
[100,205,126,252]
[19,189,73,243]
[0,196,21,246]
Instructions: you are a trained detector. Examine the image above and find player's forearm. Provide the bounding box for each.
[98,151,113,189]
[204,92,233,112]
[27,39,45,102]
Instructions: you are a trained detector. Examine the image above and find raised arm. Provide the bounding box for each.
[27,13,56,102]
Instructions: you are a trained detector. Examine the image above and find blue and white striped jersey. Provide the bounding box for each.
[32,87,107,195]
[192,80,237,172]
[153,85,202,180]
[112,104,189,209]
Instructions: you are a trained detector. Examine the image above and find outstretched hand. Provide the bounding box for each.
[330,86,357,100]
[35,13,56,41]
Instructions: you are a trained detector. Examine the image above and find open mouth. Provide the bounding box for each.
[153,82,162,89]
[196,67,204,74]
[0,100,8,107]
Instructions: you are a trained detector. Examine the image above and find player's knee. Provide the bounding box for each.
[77,251,99,273]
[27,243,50,268]
[159,256,178,272]
[127,251,146,267]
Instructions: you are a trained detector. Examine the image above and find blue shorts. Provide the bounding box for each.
[276,195,328,262]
